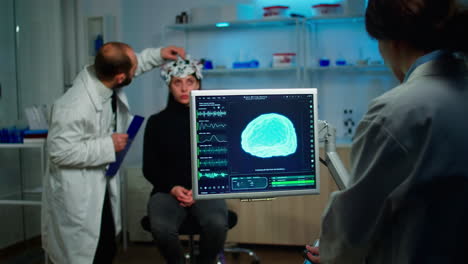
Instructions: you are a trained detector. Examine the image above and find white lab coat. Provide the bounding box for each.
[319,52,468,263]
[42,48,165,264]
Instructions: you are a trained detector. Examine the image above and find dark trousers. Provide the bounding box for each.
[93,189,117,264]
[148,192,228,264]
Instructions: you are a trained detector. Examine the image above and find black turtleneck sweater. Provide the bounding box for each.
[143,95,192,195]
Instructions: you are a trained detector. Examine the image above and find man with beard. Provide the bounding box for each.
[42,42,185,264]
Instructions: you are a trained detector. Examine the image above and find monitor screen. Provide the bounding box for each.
[190,88,319,200]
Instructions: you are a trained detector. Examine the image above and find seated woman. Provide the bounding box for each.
[143,57,228,264]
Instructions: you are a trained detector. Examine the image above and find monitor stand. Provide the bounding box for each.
[318,120,351,190]
[303,121,352,263]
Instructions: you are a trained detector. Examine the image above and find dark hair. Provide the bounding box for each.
[192,73,202,89]
[94,42,133,81]
[365,0,468,52]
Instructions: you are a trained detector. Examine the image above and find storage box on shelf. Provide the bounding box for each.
[312,4,343,17]
[263,5,289,18]
[273,53,296,68]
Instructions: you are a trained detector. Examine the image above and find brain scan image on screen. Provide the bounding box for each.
[241,113,297,158]
[191,89,319,199]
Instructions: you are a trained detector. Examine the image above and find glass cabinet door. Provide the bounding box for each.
[0,0,24,250]
[0,0,63,253]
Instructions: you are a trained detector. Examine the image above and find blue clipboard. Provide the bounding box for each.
[106,115,145,177]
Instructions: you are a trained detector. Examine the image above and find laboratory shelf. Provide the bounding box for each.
[0,141,44,148]
[307,65,389,73]
[23,186,43,194]
[166,16,363,31]
[166,17,299,31]
[0,187,43,206]
[204,66,298,75]
[202,65,388,76]
[305,15,364,24]
[0,200,41,206]
[0,187,42,207]
[0,141,45,207]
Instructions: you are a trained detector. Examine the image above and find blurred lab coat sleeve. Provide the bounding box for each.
[134,47,165,76]
[48,105,116,168]
[319,117,411,264]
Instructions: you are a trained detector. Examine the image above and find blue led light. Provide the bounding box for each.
[216,22,230,27]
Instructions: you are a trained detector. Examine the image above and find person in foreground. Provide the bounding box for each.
[42,42,185,264]
[143,57,228,264]
[305,0,468,263]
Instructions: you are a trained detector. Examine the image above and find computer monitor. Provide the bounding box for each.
[190,88,319,200]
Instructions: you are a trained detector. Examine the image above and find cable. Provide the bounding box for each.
[319,156,327,167]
